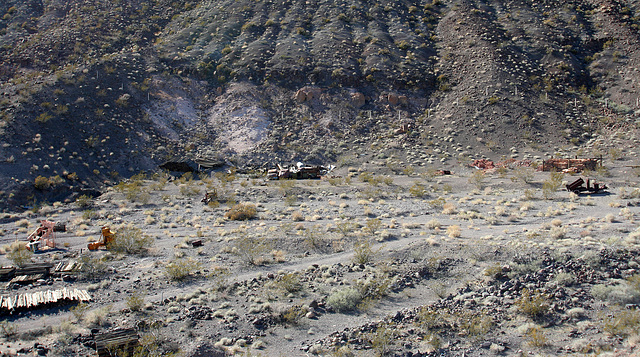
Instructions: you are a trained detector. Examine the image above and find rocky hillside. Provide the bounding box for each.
[0,0,639,209]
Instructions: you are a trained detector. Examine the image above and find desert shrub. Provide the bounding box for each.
[165,258,202,281]
[352,239,378,265]
[459,311,494,338]
[446,225,461,238]
[6,243,32,267]
[417,307,494,340]
[77,253,108,281]
[358,172,390,186]
[271,249,286,263]
[601,308,640,337]
[523,189,536,200]
[369,323,396,356]
[179,183,200,197]
[0,321,17,339]
[526,327,548,348]
[85,306,111,328]
[550,226,566,239]
[327,287,361,312]
[515,289,550,318]
[225,203,257,220]
[426,219,441,229]
[332,346,355,357]
[511,167,535,183]
[468,170,486,189]
[442,202,456,215]
[280,305,307,325]
[126,291,146,312]
[110,226,152,255]
[291,210,304,221]
[355,274,392,304]
[553,272,576,286]
[409,182,428,197]
[76,194,93,209]
[304,226,327,252]
[34,175,51,190]
[278,272,303,294]
[591,280,640,305]
[542,172,563,200]
[70,302,89,322]
[484,264,507,280]
[233,234,272,265]
[336,221,357,237]
[207,265,231,291]
[365,218,382,235]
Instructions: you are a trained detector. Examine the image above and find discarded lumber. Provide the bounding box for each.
[95,328,139,357]
[0,288,91,313]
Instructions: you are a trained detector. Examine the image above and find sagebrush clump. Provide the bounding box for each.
[225,203,257,220]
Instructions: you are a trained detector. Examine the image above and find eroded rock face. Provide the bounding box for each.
[295,89,307,103]
[294,87,323,103]
[387,93,399,106]
[351,92,365,108]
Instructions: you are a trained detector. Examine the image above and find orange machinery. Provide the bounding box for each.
[88,226,115,250]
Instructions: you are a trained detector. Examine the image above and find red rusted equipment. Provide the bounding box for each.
[543,158,601,173]
[26,220,57,252]
[566,177,608,194]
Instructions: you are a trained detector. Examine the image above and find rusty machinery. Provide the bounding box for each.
[88,226,115,250]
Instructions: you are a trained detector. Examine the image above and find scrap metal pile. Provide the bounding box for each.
[267,163,334,180]
[542,158,601,173]
[470,159,533,171]
[566,177,608,195]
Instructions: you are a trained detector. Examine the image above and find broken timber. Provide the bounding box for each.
[95,328,139,357]
[0,288,91,314]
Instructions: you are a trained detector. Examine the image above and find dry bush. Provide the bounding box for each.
[442,202,457,215]
[225,203,257,220]
[426,219,441,229]
[233,234,272,265]
[468,170,486,189]
[34,175,51,190]
[110,225,153,255]
[526,326,548,348]
[511,167,535,183]
[271,250,286,263]
[409,182,428,197]
[591,280,640,305]
[601,308,640,337]
[165,258,202,281]
[126,291,146,312]
[327,287,361,312]
[6,242,32,267]
[85,306,111,328]
[446,225,461,238]
[515,289,550,319]
[77,253,108,281]
[291,211,304,221]
[352,238,379,265]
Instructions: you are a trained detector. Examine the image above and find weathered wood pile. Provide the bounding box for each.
[53,260,82,275]
[0,288,91,313]
[95,328,139,357]
[5,263,53,286]
[0,266,16,281]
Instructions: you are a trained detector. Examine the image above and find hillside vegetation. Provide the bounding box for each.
[0,0,639,209]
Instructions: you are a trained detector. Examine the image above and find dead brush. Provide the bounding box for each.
[225,203,257,220]
[515,288,551,319]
